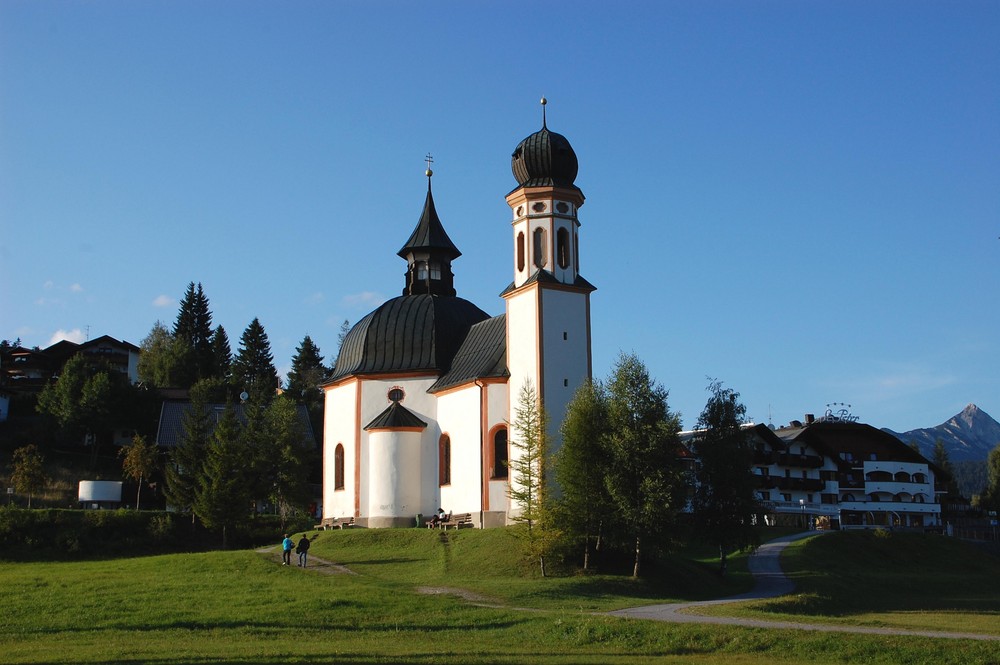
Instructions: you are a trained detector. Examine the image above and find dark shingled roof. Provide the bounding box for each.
[511,125,580,192]
[364,401,428,431]
[397,185,461,260]
[430,314,509,393]
[499,269,596,298]
[327,294,491,382]
[776,421,932,468]
[155,401,317,448]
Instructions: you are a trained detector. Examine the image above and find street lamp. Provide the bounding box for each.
[799,498,806,529]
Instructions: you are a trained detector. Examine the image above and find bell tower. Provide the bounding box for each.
[502,99,595,458]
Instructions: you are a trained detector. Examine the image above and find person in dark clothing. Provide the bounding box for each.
[296,534,312,567]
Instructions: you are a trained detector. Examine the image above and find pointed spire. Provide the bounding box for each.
[397,159,461,297]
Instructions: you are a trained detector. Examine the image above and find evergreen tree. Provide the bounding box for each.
[194,402,250,547]
[209,325,232,381]
[10,444,47,508]
[554,379,610,570]
[286,335,327,436]
[266,395,312,529]
[231,318,280,403]
[602,352,684,578]
[984,443,1000,511]
[690,380,761,576]
[173,282,214,386]
[164,389,213,516]
[932,439,959,498]
[507,380,558,576]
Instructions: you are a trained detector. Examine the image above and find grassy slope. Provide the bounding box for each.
[695,530,1000,635]
[0,528,997,664]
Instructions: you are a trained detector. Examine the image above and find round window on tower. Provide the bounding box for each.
[387,387,405,403]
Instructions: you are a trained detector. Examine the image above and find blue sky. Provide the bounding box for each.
[2,2,997,433]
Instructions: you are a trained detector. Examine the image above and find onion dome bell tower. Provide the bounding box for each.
[398,162,461,297]
[503,99,594,459]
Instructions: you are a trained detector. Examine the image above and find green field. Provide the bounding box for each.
[1,528,997,664]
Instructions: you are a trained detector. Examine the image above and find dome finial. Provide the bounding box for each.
[540,96,547,128]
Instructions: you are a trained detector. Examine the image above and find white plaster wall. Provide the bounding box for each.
[539,287,590,447]
[359,376,437,520]
[368,429,423,518]
[436,386,484,515]
[323,381,359,519]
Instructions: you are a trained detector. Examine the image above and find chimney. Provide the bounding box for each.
[805,413,815,424]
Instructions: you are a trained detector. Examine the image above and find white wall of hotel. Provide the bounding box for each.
[839,460,941,529]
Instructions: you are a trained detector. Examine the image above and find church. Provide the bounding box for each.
[320,104,596,527]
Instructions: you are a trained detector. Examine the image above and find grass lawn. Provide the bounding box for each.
[691,530,1000,636]
[1,527,997,664]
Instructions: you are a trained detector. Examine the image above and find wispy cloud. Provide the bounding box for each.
[305,292,325,305]
[152,294,174,308]
[343,291,382,308]
[817,363,957,406]
[70,283,84,293]
[48,329,86,345]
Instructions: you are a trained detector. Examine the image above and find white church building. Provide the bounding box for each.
[321,108,595,527]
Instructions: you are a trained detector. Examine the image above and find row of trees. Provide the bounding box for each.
[509,353,762,578]
[137,282,340,436]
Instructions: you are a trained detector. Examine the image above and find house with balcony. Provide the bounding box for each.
[750,414,943,530]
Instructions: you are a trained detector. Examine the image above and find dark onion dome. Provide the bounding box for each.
[327,294,491,382]
[511,124,579,190]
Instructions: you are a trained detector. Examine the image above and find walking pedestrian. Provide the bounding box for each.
[296,533,312,567]
[281,533,294,566]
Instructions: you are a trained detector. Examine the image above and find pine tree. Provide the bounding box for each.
[603,352,684,578]
[554,379,611,570]
[507,380,558,576]
[209,325,232,381]
[194,403,250,547]
[690,380,760,576]
[286,335,327,436]
[266,395,312,529]
[173,282,214,386]
[164,390,212,516]
[231,318,279,403]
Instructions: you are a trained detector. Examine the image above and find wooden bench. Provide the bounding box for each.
[315,516,355,530]
[438,512,474,530]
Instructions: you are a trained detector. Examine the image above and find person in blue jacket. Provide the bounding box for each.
[281,533,294,566]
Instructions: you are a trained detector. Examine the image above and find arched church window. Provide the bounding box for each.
[334,444,345,490]
[492,428,508,479]
[517,232,525,272]
[439,435,451,486]
[533,228,546,268]
[557,228,569,269]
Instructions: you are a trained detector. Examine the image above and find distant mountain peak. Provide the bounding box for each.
[884,403,1000,462]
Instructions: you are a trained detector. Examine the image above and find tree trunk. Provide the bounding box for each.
[135,474,143,510]
[583,534,591,570]
[539,555,547,578]
[633,534,641,578]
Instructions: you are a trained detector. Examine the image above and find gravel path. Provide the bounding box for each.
[608,531,1000,642]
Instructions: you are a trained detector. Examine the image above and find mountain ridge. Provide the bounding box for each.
[883,403,1000,463]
